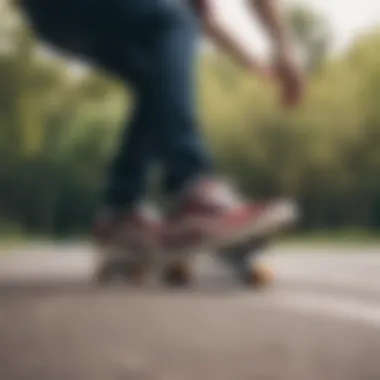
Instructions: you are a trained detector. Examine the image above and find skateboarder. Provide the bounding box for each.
[18,0,304,257]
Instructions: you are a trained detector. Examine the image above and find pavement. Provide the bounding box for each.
[0,243,380,380]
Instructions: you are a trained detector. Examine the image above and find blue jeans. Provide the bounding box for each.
[22,0,213,208]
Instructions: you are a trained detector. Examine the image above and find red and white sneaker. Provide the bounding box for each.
[92,203,162,254]
[162,178,299,254]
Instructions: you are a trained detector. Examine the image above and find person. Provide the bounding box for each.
[17,0,304,257]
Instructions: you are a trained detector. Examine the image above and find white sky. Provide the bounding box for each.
[215,0,380,56]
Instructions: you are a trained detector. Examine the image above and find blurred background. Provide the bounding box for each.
[2,2,380,379]
[1,0,380,243]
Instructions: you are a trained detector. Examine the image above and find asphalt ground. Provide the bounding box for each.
[0,244,380,380]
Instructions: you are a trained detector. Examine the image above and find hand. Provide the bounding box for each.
[272,54,306,108]
[247,61,275,82]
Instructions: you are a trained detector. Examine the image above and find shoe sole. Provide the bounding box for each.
[162,199,300,261]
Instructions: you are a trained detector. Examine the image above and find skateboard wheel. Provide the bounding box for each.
[244,264,274,288]
[162,261,191,287]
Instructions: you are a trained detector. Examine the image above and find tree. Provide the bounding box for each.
[287,5,331,74]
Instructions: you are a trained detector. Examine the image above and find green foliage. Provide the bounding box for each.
[1,4,380,236]
[288,4,331,74]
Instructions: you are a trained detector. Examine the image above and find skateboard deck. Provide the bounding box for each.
[94,235,273,287]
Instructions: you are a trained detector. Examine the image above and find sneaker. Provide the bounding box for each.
[162,178,299,254]
[92,203,162,254]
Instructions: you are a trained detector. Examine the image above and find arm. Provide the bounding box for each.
[249,0,305,107]
[203,18,261,71]
[199,0,303,106]
[247,0,295,59]
[199,1,265,73]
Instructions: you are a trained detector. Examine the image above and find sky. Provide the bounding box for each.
[215,0,380,57]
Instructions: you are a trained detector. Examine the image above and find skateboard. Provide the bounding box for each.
[94,200,297,287]
[94,235,274,288]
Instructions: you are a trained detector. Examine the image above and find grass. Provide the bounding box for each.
[0,233,33,251]
[278,228,380,246]
[1,228,380,251]
[0,224,47,252]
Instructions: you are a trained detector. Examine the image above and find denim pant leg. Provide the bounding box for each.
[137,3,214,196]
[106,1,214,207]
